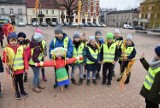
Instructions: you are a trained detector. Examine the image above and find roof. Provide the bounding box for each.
[107,9,139,15]
[0,0,26,4]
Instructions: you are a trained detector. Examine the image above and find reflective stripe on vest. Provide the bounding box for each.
[144,67,160,90]
[29,47,43,65]
[5,46,24,71]
[86,47,98,64]
[73,43,84,63]
[42,40,46,50]
[103,43,116,63]
[54,37,69,50]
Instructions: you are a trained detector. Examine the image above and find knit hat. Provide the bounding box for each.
[33,32,44,43]
[35,28,42,34]
[106,32,114,40]
[88,36,96,42]
[73,32,80,39]
[114,29,120,34]
[155,45,160,57]
[18,32,26,38]
[95,30,102,36]
[126,34,133,41]
[7,32,18,41]
[55,27,63,34]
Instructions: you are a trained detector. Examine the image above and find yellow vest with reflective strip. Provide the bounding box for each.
[54,37,68,50]
[86,47,98,64]
[103,43,116,63]
[115,40,123,48]
[42,40,46,50]
[29,46,43,65]
[73,43,84,63]
[120,46,134,60]
[144,67,160,90]
[5,46,24,71]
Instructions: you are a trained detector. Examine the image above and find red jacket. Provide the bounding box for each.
[3,44,29,75]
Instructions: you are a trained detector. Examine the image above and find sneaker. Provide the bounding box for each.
[32,87,41,93]
[93,79,97,85]
[102,80,106,85]
[42,75,47,82]
[64,85,68,88]
[71,78,76,84]
[24,75,27,82]
[117,77,121,82]
[21,91,28,97]
[86,79,90,86]
[53,84,58,88]
[0,92,3,98]
[107,80,111,86]
[15,92,21,100]
[79,78,83,85]
[83,74,86,79]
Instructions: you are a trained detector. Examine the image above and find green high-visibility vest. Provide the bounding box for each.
[29,46,43,65]
[42,40,46,49]
[54,37,69,50]
[120,46,134,60]
[5,46,24,71]
[86,46,98,64]
[115,40,123,48]
[103,43,116,63]
[144,67,160,90]
[73,43,84,63]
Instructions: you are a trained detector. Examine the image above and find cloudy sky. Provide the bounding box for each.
[100,0,144,10]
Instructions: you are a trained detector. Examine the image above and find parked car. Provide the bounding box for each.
[32,22,39,27]
[64,22,69,26]
[18,22,25,27]
[135,25,145,31]
[101,23,107,27]
[151,27,160,32]
[84,23,90,27]
[78,22,84,27]
[56,22,63,27]
[51,22,57,26]
[123,24,130,29]
[97,23,103,27]
[71,22,78,27]
[41,22,48,27]
[128,26,134,30]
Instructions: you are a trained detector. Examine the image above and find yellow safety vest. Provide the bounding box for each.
[120,46,134,60]
[144,67,160,90]
[115,40,123,48]
[103,43,116,63]
[73,43,84,63]
[29,46,43,65]
[5,46,24,71]
[54,37,68,50]
[42,40,46,50]
[86,46,98,64]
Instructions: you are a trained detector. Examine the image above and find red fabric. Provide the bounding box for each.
[3,44,29,75]
[2,23,14,37]
[37,58,77,69]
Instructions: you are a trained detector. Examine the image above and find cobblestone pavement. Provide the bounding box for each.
[0,26,160,108]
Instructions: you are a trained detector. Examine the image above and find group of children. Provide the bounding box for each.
[0,27,137,100]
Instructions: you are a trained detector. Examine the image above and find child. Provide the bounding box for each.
[140,45,160,108]
[112,29,123,77]
[29,32,45,93]
[95,30,104,79]
[71,32,84,85]
[0,56,4,98]
[100,32,119,86]
[85,36,100,86]
[18,32,30,82]
[3,32,29,100]
[0,27,4,48]
[117,34,136,84]
[35,29,47,82]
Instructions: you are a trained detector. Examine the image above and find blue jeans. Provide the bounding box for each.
[87,70,96,80]
[71,63,83,79]
[31,66,40,87]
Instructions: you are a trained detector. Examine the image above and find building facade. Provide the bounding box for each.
[0,0,27,25]
[106,9,139,27]
[139,0,159,28]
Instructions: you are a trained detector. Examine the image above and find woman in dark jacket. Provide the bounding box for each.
[140,45,160,108]
[0,27,4,48]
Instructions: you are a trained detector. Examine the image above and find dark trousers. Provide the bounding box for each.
[119,61,131,82]
[145,99,159,108]
[0,40,3,47]
[14,74,25,94]
[41,57,45,76]
[54,65,69,84]
[0,82,1,92]
[102,63,113,81]
[96,63,101,75]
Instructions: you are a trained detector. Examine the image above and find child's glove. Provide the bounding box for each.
[76,56,83,60]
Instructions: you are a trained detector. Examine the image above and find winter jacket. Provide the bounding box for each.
[29,40,43,64]
[85,44,100,71]
[49,33,73,59]
[96,37,104,47]
[2,44,29,75]
[140,57,160,104]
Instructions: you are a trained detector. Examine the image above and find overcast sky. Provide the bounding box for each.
[100,0,144,10]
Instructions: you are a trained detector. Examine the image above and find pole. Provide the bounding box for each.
[77,0,81,28]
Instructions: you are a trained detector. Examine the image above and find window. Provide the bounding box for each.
[1,8,5,14]
[10,8,13,14]
[46,10,48,14]
[52,10,54,14]
[18,9,22,15]
[32,10,35,14]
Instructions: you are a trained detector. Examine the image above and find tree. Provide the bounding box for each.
[47,0,87,24]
